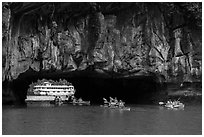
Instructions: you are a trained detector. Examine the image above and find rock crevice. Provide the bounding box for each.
[2,2,202,83]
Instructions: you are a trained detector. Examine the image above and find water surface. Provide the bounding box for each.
[2,104,202,135]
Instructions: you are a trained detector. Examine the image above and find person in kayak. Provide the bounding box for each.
[114,97,119,107]
[72,96,77,103]
[65,95,70,102]
[109,97,114,106]
[109,97,114,102]
[109,97,118,107]
[78,98,83,103]
[103,98,109,106]
[118,100,125,108]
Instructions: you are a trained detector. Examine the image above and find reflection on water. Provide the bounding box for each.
[2,104,202,135]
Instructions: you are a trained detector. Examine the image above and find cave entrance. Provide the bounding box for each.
[3,69,164,105]
[71,76,161,104]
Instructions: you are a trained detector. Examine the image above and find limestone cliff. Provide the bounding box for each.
[2,2,202,83]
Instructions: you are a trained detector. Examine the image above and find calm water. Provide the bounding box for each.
[2,104,202,135]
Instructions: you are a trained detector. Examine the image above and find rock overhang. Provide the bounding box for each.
[2,2,202,83]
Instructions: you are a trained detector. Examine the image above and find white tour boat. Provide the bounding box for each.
[25,80,75,104]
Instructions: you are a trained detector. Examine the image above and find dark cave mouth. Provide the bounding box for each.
[3,70,163,105]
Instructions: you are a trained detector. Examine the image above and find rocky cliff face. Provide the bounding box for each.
[2,2,202,83]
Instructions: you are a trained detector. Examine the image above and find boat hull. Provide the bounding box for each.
[66,101,91,105]
[164,103,185,109]
[25,100,54,107]
[101,105,131,111]
[25,95,69,102]
[25,95,55,102]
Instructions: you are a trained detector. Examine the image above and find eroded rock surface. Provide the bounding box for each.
[2,2,202,83]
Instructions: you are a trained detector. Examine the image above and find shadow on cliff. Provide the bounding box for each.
[3,67,165,105]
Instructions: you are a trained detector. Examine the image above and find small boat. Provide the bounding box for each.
[164,104,174,108]
[100,104,109,107]
[54,101,63,106]
[109,106,131,111]
[74,101,90,105]
[159,102,165,105]
[65,96,91,106]
[69,100,91,106]
[159,100,185,109]
[100,104,130,111]
[120,107,131,111]
[101,97,130,111]
[172,103,185,108]
[49,96,64,105]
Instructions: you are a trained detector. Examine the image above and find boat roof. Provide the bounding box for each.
[34,84,74,87]
[43,81,51,84]
[33,81,73,87]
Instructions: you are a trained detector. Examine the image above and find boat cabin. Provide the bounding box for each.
[33,81,75,96]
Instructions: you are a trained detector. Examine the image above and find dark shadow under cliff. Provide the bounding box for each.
[2,68,165,105]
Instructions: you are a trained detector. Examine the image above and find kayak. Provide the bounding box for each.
[164,103,185,109]
[100,105,109,107]
[50,100,63,105]
[173,103,185,108]
[120,107,131,111]
[159,101,185,109]
[54,101,63,106]
[164,104,174,108]
[101,105,130,111]
[159,102,165,105]
[72,101,91,105]
[110,106,131,111]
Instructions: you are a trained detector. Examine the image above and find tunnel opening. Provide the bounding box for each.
[3,68,165,105]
